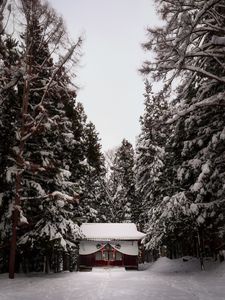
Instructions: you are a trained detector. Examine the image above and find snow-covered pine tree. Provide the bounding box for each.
[17,0,84,273]
[110,139,137,223]
[103,147,118,222]
[0,4,22,273]
[66,101,87,193]
[79,122,109,222]
[134,79,168,231]
[0,0,83,276]
[140,0,225,261]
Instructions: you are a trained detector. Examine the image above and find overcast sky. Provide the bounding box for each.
[48,0,160,150]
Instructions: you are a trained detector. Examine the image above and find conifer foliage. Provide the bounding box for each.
[134,79,168,231]
[78,121,108,223]
[110,139,137,223]
[0,0,104,276]
[139,0,225,262]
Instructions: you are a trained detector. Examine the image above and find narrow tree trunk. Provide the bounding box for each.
[8,78,30,278]
[8,174,21,279]
[45,256,50,274]
[43,256,46,273]
[8,64,31,279]
[8,213,17,279]
[197,228,205,270]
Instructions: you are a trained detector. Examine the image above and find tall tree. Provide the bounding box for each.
[79,122,109,222]
[140,0,225,263]
[0,2,22,273]
[110,139,137,223]
[134,79,168,230]
[0,0,83,277]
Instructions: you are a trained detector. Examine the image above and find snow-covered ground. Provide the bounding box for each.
[0,257,225,300]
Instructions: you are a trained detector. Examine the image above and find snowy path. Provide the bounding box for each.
[0,258,225,300]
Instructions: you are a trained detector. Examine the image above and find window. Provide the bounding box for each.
[95,251,102,261]
[108,251,114,261]
[102,251,107,260]
[115,251,122,261]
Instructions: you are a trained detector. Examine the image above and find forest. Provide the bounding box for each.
[1,0,225,278]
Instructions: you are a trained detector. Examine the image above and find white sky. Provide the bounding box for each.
[48,0,160,150]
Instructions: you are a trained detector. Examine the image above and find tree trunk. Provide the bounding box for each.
[197,228,205,270]
[8,174,21,279]
[8,1,32,276]
[8,213,17,279]
[43,255,50,274]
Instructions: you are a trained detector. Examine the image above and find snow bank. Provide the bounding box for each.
[148,256,225,275]
[148,256,202,273]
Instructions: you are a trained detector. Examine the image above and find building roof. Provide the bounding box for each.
[80,223,145,241]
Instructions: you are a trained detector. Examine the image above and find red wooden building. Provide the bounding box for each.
[79,223,145,270]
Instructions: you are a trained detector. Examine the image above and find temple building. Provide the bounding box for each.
[79,223,145,270]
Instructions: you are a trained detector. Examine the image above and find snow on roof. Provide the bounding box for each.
[80,223,145,241]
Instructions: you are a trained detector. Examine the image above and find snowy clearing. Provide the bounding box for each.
[0,257,225,300]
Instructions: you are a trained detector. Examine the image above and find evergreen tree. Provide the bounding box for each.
[110,139,137,223]
[0,32,22,274]
[16,0,84,273]
[79,122,108,222]
[140,0,225,262]
[0,0,83,276]
[134,80,168,230]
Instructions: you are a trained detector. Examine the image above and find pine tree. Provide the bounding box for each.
[134,80,168,231]
[79,122,108,222]
[0,0,83,276]
[110,139,137,223]
[0,33,22,274]
[16,0,84,273]
[140,0,225,262]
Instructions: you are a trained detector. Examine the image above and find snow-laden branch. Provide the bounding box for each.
[191,0,222,31]
[0,70,23,95]
[167,92,225,124]
[146,62,225,84]
[195,198,225,209]
[20,191,80,204]
[19,38,83,142]
[183,65,225,83]
[51,191,80,204]
[38,38,82,107]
